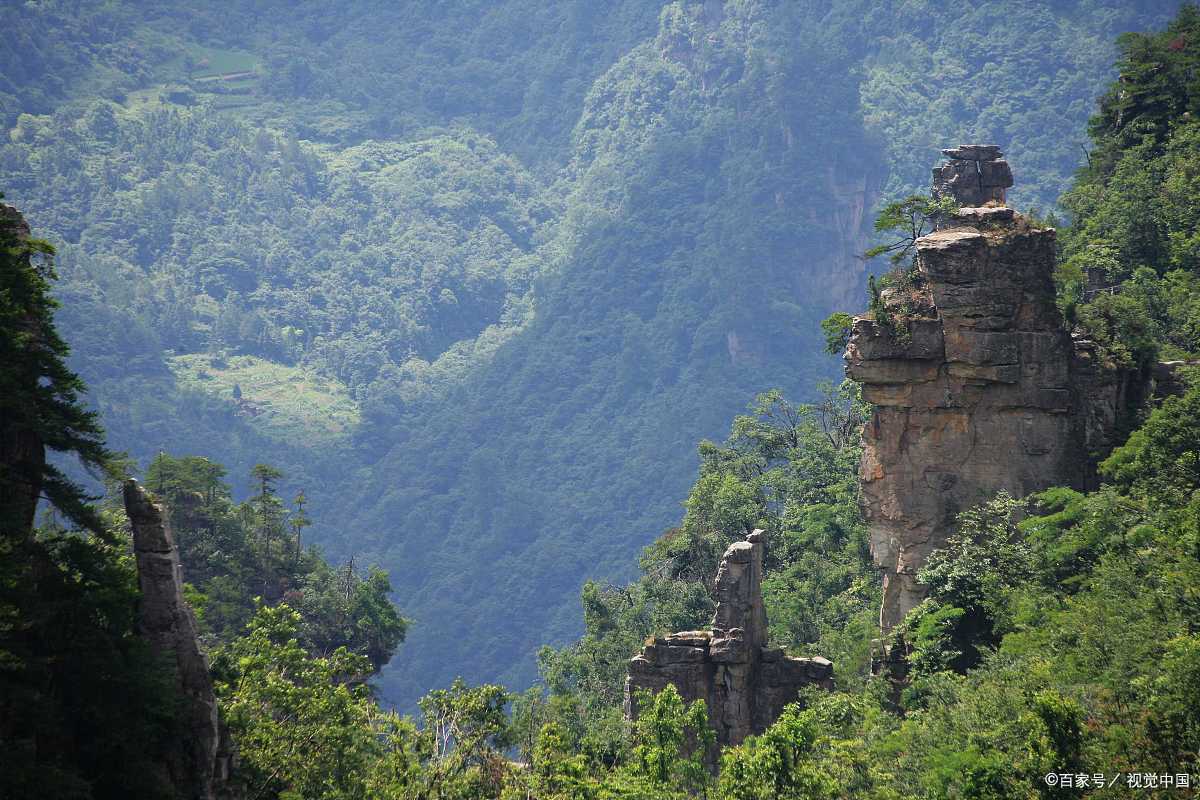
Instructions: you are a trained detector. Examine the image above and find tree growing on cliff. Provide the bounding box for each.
[863,194,958,270]
[212,603,381,799]
[605,686,712,799]
[902,493,1032,676]
[0,202,176,798]
[0,201,112,535]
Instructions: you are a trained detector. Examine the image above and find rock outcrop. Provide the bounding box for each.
[125,480,233,800]
[932,145,1013,208]
[846,145,1134,635]
[625,530,832,758]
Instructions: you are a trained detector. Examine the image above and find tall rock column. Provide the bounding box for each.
[125,480,231,800]
[846,145,1093,633]
[625,530,832,762]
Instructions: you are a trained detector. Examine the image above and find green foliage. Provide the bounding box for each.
[902,493,1032,676]
[203,6,1200,794]
[144,453,407,670]
[538,381,876,750]
[170,353,360,442]
[213,604,380,800]
[820,312,854,356]
[1100,375,1200,504]
[613,685,713,799]
[412,678,513,799]
[1146,635,1200,772]
[859,0,1177,210]
[213,603,519,800]
[858,194,957,347]
[0,511,182,799]
[1059,8,1200,364]
[864,194,958,268]
[1087,4,1200,171]
[0,205,112,534]
[9,5,1200,795]
[0,205,179,799]
[3,0,1172,707]
[537,576,712,765]
[501,721,599,800]
[717,704,837,800]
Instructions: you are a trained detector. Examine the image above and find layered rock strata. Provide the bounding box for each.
[846,145,1128,634]
[625,530,833,757]
[932,144,1013,208]
[125,480,232,800]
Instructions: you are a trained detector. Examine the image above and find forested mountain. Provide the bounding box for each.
[6,3,1200,798]
[0,0,1183,709]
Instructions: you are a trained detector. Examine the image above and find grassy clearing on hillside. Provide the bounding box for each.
[183,45,258,78]
[169,353,359,444]
[123,44,262,114]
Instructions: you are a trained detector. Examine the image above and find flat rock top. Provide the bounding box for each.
[955,206,1015,224]
[664,631,711,647]
[916,228,986,251]
[722,540,755,562]
[941,144,1002,160]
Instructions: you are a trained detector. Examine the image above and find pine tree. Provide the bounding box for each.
[0,200,111,536]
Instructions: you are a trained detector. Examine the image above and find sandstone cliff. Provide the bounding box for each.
[625,530,832,760]
[846,146,1137,636]
[125,480,233,800]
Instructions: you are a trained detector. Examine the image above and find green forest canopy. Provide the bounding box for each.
[0,0,1183,708]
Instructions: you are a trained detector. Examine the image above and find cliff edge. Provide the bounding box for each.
[846,146,1138,638]
[125,480,234,799]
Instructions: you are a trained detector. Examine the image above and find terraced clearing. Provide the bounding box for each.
[122,44,261,113]
[169,353,360,444]
[184,45,258,79]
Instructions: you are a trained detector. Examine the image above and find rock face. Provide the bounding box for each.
[846,145,1133,635]
[124,480,232,800]
[625,530,833,758]
[933,144,1013,208]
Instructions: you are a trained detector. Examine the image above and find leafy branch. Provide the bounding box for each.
[864,194,959,269]
[858,194,958,344]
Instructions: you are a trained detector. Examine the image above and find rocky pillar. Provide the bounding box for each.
[625,530,832,762]
[932,144,1013,208]
[125,480,231,800]
[846,145,1132,636]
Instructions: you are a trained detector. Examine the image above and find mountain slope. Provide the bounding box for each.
[343,1,1183,706]
[0,0,1183,709]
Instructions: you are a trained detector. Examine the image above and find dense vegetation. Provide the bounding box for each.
[0,197,173,798]
[5,3,1200,799]
[143,454,407,670]
[521,7,1200,797]
[0,202,406,796]
[1,0,1189,712]
[327,0,1186,705]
